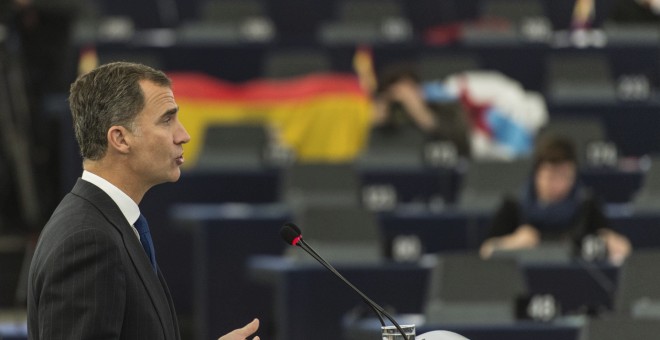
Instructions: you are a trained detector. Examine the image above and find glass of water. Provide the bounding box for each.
[382,324,415,340]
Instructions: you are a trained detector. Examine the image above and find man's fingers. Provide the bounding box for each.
[217,318,260,340]
[238,318,259,336]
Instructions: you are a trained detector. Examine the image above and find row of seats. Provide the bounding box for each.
[280,159,656,224]
[194,118,655,206]
[426,249,660,323]
[341,250,660,339]
[89,0,652,41]
[197,116,613,171]
[89,44,660,108]
[445,250,660,338]
[262,161,656,265]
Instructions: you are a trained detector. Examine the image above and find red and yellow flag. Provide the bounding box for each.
[168,72,373,168]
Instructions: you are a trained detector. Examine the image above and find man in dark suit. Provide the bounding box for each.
[27,62,260,339]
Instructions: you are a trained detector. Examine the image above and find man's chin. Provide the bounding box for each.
[160,169,182,184]
[169,170,182,182]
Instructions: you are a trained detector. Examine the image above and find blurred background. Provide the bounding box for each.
[3,0,660,339]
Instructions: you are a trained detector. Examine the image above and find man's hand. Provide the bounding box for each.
[218,318,260,340]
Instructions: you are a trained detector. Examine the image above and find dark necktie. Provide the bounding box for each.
[134,214,157,273]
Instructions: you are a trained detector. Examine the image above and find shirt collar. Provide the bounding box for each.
[81,170,141,226]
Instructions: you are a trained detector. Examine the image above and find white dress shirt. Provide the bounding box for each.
[81,170,141,240]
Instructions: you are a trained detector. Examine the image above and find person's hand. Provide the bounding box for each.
[509,225,541,248]
[599,229,632,266]
[371,95,391,126]
[479,238,499,259]
[386,79,438,132]
[387,79,421,103]
[479,225,540,259]
[218,318,260,340]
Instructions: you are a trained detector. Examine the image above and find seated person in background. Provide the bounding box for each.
[479,135,631,265]
[369,63,548,160]
[371,64,472,158]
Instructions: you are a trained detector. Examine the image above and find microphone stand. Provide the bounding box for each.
[296,240,387,326]
[296,239,411,340]
[281,224,467,339]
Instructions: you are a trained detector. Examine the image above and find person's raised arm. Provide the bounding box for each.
[387,79,437,133]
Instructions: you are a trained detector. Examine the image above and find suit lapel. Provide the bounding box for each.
[71,179,177,339]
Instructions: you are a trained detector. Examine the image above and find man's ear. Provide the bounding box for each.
[107,125,131,154]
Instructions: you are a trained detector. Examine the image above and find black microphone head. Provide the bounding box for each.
[284,222,302,235]
[280,222,303,246]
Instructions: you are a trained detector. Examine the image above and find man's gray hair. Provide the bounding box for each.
[69,62,171,160]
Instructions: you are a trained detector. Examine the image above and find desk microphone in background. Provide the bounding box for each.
[279,222,411,340]
[280,223,470,340]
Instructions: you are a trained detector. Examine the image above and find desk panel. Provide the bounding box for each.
[361,168,459,204]
[248,256,429,340]
[248,255,617,340]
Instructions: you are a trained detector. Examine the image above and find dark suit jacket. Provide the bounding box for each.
[27,179,181,340]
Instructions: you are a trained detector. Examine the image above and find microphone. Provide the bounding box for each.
[280,222,411,340]
[280,223,387,326]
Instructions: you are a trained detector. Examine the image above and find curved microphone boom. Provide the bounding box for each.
[280,222,410,340]
[280,223,386,327]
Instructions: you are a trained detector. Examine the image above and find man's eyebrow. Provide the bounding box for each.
[161,107,179,118]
